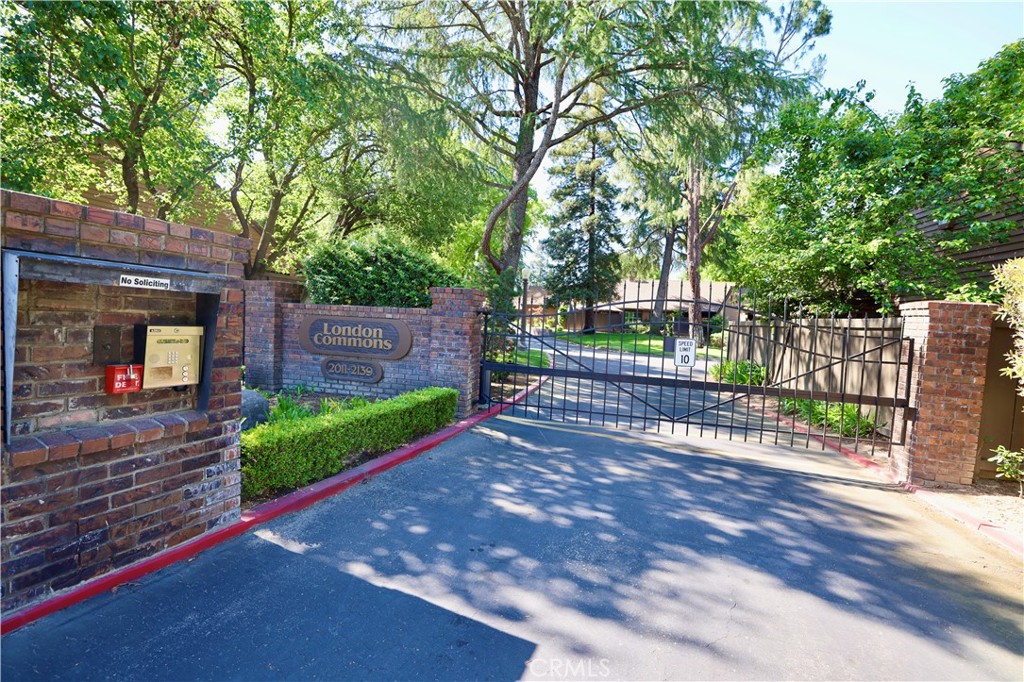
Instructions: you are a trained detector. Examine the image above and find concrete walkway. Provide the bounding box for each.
[3,416,1022,680]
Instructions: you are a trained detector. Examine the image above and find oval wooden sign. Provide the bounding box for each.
[321,358,383,384]
[299,316,412,360]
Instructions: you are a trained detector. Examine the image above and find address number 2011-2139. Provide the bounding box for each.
[321,359,383,383]
[326,361,373,376]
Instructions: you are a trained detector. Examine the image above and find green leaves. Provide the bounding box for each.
[304,240,463,308]
[542,113,622,306]
[729,41,1024,314]
[2,1,220,218]
[240,387,458,499]
[994,259,1024,399]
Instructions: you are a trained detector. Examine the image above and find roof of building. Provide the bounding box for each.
[526,280,735,312]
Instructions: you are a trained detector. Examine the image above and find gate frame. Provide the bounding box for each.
[481,291,914,456]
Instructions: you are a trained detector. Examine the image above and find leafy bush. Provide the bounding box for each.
[241,387,458,499]
[780,397,877,438]
[707,313,726,333]
[267,393,314,423]
[710,360,766,386]
[304,241,463,308]
[708,331,725,349]
[994,258,1024,397]
[988,446,1024,497]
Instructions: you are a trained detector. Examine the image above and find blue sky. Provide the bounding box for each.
[817,1,1024,115]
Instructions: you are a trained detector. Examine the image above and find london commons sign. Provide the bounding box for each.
[299,316,413,361]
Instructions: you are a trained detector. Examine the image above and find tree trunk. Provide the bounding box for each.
[651,223,677,335]
[584,141,598,334]
[584,296,596,334]
[498,150,532,277]
[497,54,541,279]
[121,151,141,214]
[687,160,706,347]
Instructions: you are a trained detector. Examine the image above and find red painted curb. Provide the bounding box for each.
[766,408,892,478]
[0,379,546,636]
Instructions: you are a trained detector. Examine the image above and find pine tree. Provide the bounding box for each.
[542,121,622,333]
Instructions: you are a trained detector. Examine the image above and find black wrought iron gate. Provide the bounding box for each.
[480,287,913,456]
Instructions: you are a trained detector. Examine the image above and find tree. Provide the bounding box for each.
[212,0,360,277]
[617,1,830,342]
[729,90,932,313]
[896,40,1024,254]
[2,1,220,219]
[373,1,815,296]
[542,118,621,332]
[211,0,486,278]
[730,41,1024,313]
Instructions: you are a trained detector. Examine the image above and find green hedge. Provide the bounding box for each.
[241,387,459,499]
[304,241,463,308]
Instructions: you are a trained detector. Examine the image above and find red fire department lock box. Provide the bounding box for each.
[105,364,143,394]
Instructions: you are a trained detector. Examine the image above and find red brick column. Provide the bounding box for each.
[1,190,250,612]
[242,280,304,392]
[429,288,487,418]
[896,301,996,486]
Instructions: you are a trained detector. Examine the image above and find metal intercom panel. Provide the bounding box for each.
[135,325,204,389]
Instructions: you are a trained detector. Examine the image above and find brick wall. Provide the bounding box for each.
[11,283,195,436]
[894,300,996,486]
[243,279,305,393]
[1,190,249,612]
[277,288,486,417]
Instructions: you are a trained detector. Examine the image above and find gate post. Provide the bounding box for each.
[896,301,997,486]
[429,287,487,418]
[242,279,304,393]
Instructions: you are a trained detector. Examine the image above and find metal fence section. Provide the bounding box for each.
[480,283,913,455]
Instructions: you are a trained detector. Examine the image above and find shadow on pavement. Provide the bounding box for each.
[0,542,536,681]
[305,418,1023,672]
[2,416,1021,680]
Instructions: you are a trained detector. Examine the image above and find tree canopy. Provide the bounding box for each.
[2,0,488,278]
[727,40,1024,313]
[372,0,829,298]
[2,0,220,219]
[4,0,1016,306]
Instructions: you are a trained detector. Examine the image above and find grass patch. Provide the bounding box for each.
[561,332,724,359]
[489,348,550,381]
[241,387,458,500]
[780,397,877,438]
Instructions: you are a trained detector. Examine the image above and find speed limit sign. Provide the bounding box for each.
[674,338,697,368]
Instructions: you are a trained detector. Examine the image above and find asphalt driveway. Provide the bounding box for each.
[2,416,1022,680]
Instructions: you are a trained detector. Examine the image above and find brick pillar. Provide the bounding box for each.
[895,301,996,486]
[243,280,304,392]
[428,287,487,418]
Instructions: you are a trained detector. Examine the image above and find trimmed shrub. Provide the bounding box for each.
[241,387,458,499]
[710,360,767,386]
[780,397,877,438]
[304,241,463,308]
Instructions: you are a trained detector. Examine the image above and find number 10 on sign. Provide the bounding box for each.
[674,339,697,368]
